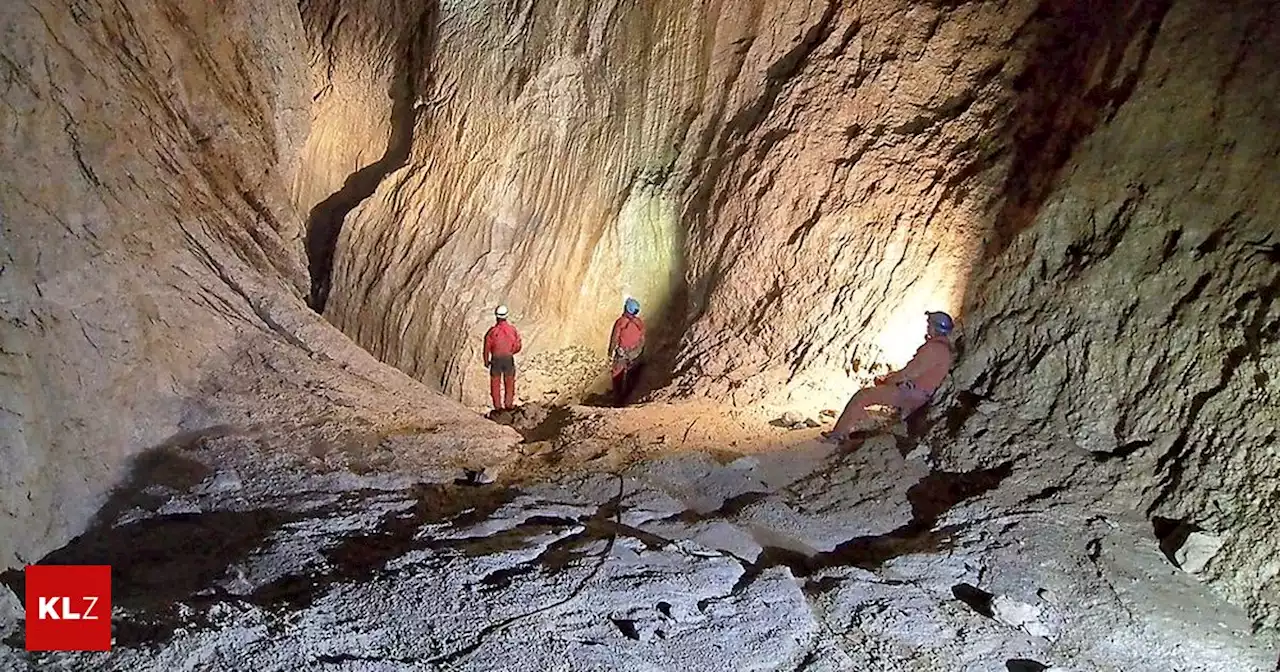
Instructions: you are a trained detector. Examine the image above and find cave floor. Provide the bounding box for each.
[0,407,1274,672]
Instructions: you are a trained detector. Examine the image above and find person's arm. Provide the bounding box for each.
[512,326,522,354]
[608,319,620,355]
[482,329,492,366]
[637,318,646,351]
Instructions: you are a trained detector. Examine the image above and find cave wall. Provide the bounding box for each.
[310,0,742,405]
[940,0,1280,629]
[308,0,1189,412]
[0,0,515,571]
[668,0,1191,410]
[302,0,1278,628]
[309,0,1038,407]
[4,0,1274,634]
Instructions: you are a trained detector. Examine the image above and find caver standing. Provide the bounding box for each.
[608,298,646,406]
[482,305,522,412]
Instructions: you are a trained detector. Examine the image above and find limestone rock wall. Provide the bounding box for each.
[303,0,1278,629]
[318,0,1004,406]
[312,0,1187,412]
[315,0,1015,407]
[0,0,515,571]
[939,0,1280,630]
[317,0,726,404]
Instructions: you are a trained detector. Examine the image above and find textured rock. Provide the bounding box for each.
[0,584,18,640]
[3,0,1278,657]
[1176,531,1225,576]
[1,434,1272,671]
[991,594,1054,640]
[938,0,1280,630]
[307,0,1050,406]
[296,0,1278,633]
[0,0,515,571]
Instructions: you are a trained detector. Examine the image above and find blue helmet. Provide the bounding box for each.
[926,311,954,336]
[624,298,641,316]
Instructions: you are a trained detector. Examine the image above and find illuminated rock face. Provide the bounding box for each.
[302,0,1187,412]
[2,0,1277,643]
[0,0,516,573]
[307,0,1021,406]
[299,0,1279,627]
[305,0,704,404]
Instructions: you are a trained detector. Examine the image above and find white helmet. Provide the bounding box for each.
[495,305,509,319]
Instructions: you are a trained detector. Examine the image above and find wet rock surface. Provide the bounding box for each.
[0,431,1271,671]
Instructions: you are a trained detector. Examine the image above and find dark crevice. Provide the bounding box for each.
[1151,515,1202,567]
[1159,228,1183,263]
[740,461,1015,584]
[1251,238,1280,263]
[672,491,771,523]
[1023,484,1067,503]
[952,582,996,617]
[1194,219,1234,258]
[1163,273,1213,327]
[945,390,989,437]
[610,618,640,640]
[1092,438,1153,462]
[304,3,437,312]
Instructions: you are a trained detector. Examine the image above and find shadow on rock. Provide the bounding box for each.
[487,404,575,444]
[252,484,518,610]
[735,459,1017,590]
[0,438,520,649]
[952,582,997,617]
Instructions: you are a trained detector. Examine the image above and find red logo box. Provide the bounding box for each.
[24,565,112,651]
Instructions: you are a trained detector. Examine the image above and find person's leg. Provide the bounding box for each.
[894,387,930,421]
[503,370,516,409]
[611,360,626,406]
[624,361,643,399]
[829,383,898,437]
[489,373,502,411]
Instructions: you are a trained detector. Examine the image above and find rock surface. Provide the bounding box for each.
[939,0,1280,630]
[306,0,1070,406]
[0,432,1272,671]
[1176,532,1226,576]
[297,0,1280,634]
[2,0,1279,660]
[0,0,516,572]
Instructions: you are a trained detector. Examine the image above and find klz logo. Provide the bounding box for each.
[25,565,112,651]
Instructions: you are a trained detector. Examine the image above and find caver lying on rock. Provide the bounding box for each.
[823,311,955,443]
